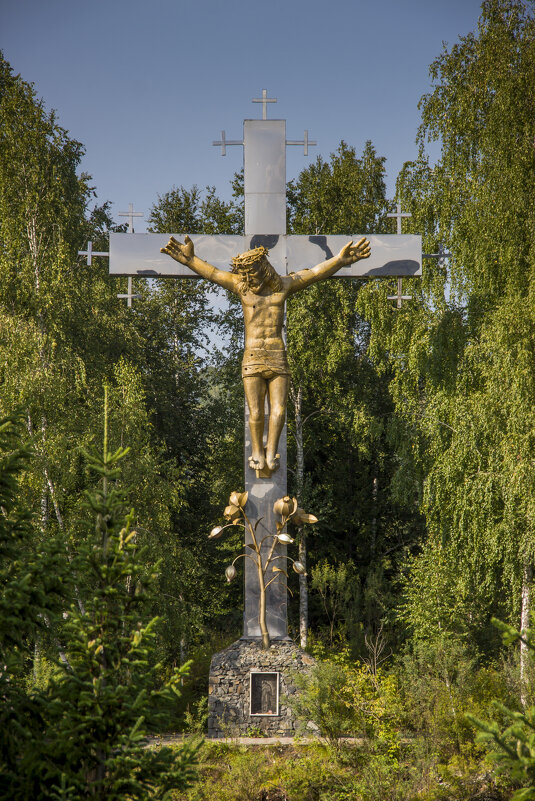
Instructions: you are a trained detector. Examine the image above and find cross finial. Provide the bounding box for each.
[387,202,411,235]
[252,89,277,120]
[78,240,109,266]
[212,130,243,156]
[387,277,412,310]
[423,241,451,266]
[117,277,141,308]
[286,129,317,156]
[118,202,144,233]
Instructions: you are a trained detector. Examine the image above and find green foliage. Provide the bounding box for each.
[0,415,67,798]
[35,412,198,800]
[468,617,535,800]
[356,0,535,655]
[288,656,400,756]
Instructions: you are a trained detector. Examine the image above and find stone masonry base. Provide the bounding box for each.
[207,638,315,738]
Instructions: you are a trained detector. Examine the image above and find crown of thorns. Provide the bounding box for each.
[231,246,269,269]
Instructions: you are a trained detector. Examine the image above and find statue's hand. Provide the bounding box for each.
[160,235,194,264]
[338,237,371,266]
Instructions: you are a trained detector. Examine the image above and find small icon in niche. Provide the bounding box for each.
[250,672,278,715]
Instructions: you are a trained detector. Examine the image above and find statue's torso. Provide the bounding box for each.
[241,289,286,352]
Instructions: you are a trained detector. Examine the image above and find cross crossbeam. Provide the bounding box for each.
[78,240,109,266]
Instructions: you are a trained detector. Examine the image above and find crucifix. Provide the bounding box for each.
[109,92,422,642]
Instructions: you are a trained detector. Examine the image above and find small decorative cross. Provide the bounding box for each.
[78,240,109,266]
[117,276,141,309]
[212,130,244,156]
[387,202,412,307]
[118,203,143,233]
[387,202,411,235]
[286,130,317,156]
[423,242,451,266]
[387,277,412,310]
[252,89,277,120]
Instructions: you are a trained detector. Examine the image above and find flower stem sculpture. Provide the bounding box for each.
[209,492,318,649]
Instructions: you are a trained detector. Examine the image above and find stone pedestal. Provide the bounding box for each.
[207,639,315,738]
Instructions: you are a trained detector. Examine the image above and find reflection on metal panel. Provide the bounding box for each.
[109,233,422,278]
[244,120,286,236]
[244,194,286,236]
[244,120,286,193]
[109,233,245,276]
[286,234,422,277]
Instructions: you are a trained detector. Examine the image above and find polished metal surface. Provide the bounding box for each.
[244,120,286,236]
[110,232,422,277]
[285,234,422,276]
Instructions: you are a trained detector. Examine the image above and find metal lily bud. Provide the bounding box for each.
[225,565,237,582]
[276,532,294,544]
[292,560,306,575]
[223,504,241,522]
[209,525,224,539]
[291,507,319,526]
[229,490,248,508]
[273,496,298,518]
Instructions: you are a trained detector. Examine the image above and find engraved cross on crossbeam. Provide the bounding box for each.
[109,93,422,643]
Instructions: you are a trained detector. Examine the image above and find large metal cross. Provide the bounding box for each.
[109,91,422,643]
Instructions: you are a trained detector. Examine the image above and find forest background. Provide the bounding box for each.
[2,1,535,799]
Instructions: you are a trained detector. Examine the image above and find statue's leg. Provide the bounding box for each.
[243,375,267,470]
[265,375,289,471]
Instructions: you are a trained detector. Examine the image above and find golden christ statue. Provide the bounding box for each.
[161,235,371,473]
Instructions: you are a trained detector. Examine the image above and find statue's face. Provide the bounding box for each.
[240,261,266,294]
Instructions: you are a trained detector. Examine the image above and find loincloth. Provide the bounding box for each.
[242,348,290,380]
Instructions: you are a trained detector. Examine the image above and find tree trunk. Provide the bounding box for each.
[293,385,308,649]
[520,561,533,708]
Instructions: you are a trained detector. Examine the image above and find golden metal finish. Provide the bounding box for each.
[212,492,317,649]
[161,236,371,475]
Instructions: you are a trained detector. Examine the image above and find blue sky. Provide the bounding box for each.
[3,0,483,233]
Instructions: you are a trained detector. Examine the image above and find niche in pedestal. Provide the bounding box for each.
[250,671,279,716]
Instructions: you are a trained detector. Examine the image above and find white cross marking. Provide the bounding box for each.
[117,276,141,308]
[252,89,277,120]
[286,130,317,156]
[387,202,411,235]
[212,130,244,156]
[118,203,144,233]
[387,277,413,309]
[78,241,109,266]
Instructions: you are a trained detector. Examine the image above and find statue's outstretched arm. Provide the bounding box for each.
[286,237,371,295]
[161,235,238,292]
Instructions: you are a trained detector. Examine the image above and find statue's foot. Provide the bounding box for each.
[249,452,265,471]
[265,453,280,472]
